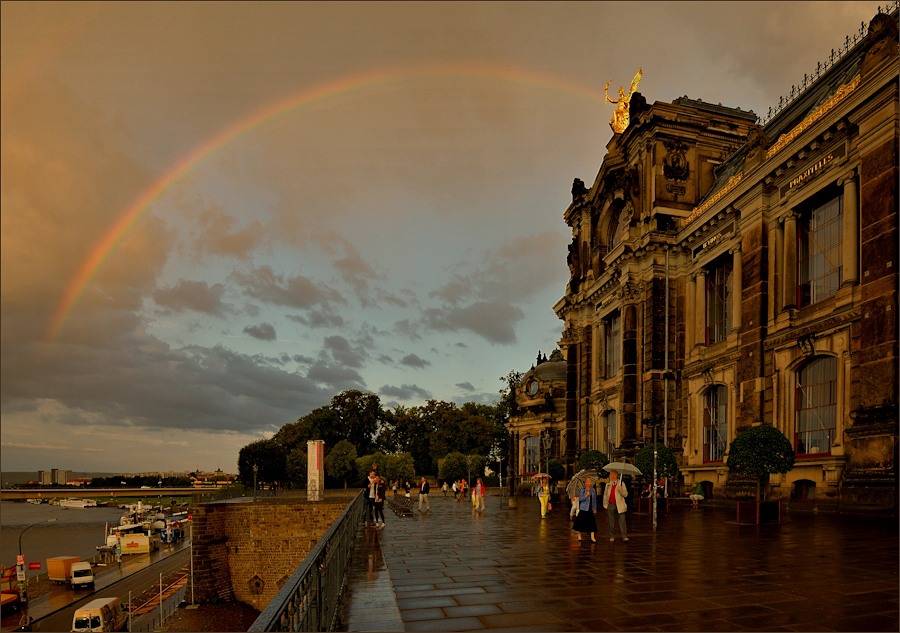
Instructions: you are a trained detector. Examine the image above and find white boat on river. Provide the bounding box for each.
[59,498,98,508]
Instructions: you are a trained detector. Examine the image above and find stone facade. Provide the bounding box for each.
[512,9,898,511]
[189,501,346,610]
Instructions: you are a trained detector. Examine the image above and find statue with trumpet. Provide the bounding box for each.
[605,68,643,134]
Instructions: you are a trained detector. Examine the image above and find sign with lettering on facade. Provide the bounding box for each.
[779,142,847,198]
[692,221,735,257]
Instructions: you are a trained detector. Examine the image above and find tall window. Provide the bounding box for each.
[706,258,733,344]
[524,436,540,473]
[604,312,621,378]
[795,356,837,456]
[604,410,617,455]
[799,194,843,306]
[703,386,728,462]
[606,208,622,253]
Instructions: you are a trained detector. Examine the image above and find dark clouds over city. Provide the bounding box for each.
[0,2,882,472]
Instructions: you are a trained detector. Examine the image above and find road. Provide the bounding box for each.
[32,548,189,632]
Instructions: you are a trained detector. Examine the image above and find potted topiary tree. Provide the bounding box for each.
[577,450,610,472]
[726,425,795,524]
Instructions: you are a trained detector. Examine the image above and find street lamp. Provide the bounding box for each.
[541,430,553,477]
[643,415,663,533]
[252,464,258,502]
[18,518,56,602]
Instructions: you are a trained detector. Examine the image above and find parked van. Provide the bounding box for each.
[71,597,125,632]
[70,562,94,589]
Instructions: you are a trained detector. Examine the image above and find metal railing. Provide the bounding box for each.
[248,489,365,632]
[129,584,186,632]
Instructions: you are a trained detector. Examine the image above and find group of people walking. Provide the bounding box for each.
[568,471,629,543]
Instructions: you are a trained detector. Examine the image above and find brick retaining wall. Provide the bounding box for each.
[189,501,347,609]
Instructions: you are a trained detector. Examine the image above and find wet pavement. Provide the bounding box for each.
[339,495,898,632]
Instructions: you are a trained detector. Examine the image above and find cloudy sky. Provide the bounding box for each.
[1,2,882,474]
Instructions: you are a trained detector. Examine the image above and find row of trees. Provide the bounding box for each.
[237,389,512,489]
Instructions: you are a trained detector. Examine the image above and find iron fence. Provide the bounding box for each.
[129,584,186,632]
[248,489,365,632]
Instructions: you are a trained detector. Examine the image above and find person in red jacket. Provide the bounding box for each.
[473,478,486,512]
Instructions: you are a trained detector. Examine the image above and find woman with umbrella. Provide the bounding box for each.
[571,477,598,541]
[531,473,551,518]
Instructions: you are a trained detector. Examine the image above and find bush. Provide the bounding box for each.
[726,425,795,501]
[548,459,565,482]
[634,443,678,481]
[577,450,609,472]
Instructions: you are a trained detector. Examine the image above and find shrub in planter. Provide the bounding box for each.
[577,450,609,472]
[726,425,795,524]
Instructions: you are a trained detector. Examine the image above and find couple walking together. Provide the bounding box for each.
[572,470,629,543]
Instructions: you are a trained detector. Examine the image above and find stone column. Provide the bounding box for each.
[598,321,607,380]
[685,274,695,350]
[782,212,798,311]
[591,320,600,387]
[621,302,638,442]
[841,173,859,286]
[732,245,742,332]
[694,270,706,347]
[307,440,324,501]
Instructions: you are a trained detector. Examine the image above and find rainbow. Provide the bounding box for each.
[47,62,605,342]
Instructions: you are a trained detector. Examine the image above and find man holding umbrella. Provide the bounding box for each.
[603,462,639,542]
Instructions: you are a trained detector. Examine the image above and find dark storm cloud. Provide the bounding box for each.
[322,335,365,368]
[423,301,525,345]
[243,322,277,341]
[286,309,345,328]
[456,381,475,391]
[378,383,432,401]
[400,353,431,369]
[231,265,344,309]
[376,354,394,364]
[152,280,228,316]
[293,354,316,365]
[306,360,366,390]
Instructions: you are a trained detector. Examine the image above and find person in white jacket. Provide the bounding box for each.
[602,470,629,542]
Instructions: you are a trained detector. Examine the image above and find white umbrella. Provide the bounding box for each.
[603,462,642,477]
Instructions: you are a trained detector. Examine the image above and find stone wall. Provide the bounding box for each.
[189,501,347,610]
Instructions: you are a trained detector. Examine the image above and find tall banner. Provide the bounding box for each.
[307,440,325,501]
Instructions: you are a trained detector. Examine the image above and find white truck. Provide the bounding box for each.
[70,561,94,589]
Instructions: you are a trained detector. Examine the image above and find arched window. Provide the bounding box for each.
[795,356,837,456]
[524,436,540,473]
[703,385,728,462]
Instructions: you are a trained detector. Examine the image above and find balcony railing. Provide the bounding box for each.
[248,489,365,632]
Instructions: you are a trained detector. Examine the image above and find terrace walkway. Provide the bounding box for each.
[338,494,898,632]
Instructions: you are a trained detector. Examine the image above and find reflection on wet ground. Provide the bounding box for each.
[339,497,898,631]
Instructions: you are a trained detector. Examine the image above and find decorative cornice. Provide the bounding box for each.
[683,352,741,378]
[763,308,860,350]
[765,75,861,159]
[682,173,743,227]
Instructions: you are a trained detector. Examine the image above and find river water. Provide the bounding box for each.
[1,501,126,579]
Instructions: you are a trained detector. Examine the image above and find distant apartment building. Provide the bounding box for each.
[38,471,52,486]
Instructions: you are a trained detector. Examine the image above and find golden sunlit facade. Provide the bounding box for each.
[511,9,898,510]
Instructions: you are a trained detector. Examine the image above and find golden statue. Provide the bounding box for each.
[605,68,643,134]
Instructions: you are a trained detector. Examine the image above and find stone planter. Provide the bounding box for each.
[736,500,781,524]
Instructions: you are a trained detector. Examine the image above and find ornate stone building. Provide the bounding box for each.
[511,8,898,510]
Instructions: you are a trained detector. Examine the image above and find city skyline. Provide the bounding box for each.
[1,2,883,472]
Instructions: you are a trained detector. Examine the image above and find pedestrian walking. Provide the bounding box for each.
[404,479,411,498]
[392,480,398,496]
[603,470,629,542]
[690,481,705,509]
[572,477,598,542]
[364,470,377,528]
[442,481,449,498]
[538,481,550,519]
[418,476,431,511]
[473,478,486,512]
[451,480,458,500]
[460,478,467,501]
[374,475,387,528]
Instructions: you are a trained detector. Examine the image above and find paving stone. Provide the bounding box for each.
[337,497,898,632]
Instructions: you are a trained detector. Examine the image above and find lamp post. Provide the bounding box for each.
[18,518,56,602]
[643,415,663,532]
[541,430,553,477]
[252,464,258,502]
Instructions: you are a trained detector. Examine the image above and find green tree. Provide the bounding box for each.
[377,406,434,475]
[726,425,795,501]
[238,439,287,488]
[438,452,469,483]
[325,440,358,488]
[285,448,307,489]
[330,390,384,456]
[356,452,388,481]
[577,450,610,472]
[634,443,678,481]
[385,453,416,481]
[548,459,565,482]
